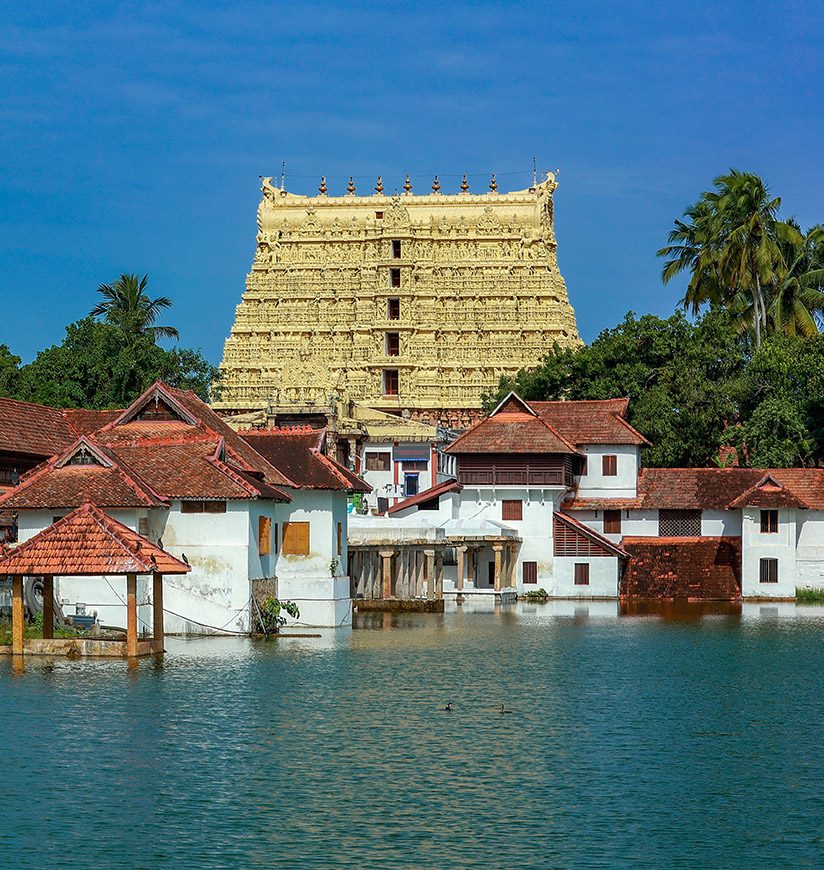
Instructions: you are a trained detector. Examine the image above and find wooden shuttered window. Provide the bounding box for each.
[603,509,622,535]
[522,561,538,585]
[337,522,343,556]
[258,516,272,556]
[760,558,778,583]
[387,298,400,320]
[365,451,391,471]
[502,499,523,521]
[383,369,399,396]
[282,521,310,556]
[574,563,590,585]
[602,455,618,476]
[760,510,778,534]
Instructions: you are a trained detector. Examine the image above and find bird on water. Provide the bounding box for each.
[443,702,453,711]
[499,704,513,714]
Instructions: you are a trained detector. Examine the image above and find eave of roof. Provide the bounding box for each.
[388,479,463,514]
[555,510,628,558]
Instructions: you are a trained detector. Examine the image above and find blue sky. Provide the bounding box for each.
[2,1,822,364]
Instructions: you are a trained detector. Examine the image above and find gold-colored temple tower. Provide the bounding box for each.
[216,172,580,427]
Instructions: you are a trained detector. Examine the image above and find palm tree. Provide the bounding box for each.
[659,170,782,346]
[768,222,824,337]
[90,274,180,343]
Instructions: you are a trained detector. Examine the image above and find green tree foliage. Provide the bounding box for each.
[484,310,824,468]
[659,171,824,345]
[0,344,21,397]
[9,319,220,409]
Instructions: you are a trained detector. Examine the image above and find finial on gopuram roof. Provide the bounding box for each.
[432,175,441,193]
[460,174,469,193]
[318,176,327,195]
[347,176,356,195]
[489,173,498,192]
[375,175,384,194]
[403,175,413,194]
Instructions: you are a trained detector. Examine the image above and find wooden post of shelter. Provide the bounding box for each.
[435,552,444,601]
[126,572,138,657]
[424,549,436,600]
[456,545,466,592]
[12,574,24,655]
[493,543,503,592]
[42,575,54,640]
[152,572,164,652]
[380,550,394,599]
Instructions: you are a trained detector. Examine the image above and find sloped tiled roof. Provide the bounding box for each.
[0,397,77,458]
[0,438,168,509]
[530,399,650,446]
[555,511,628,558]
[239,429,370,492]
[564,467,824,511]
[444,394,580,456]
[0,503,190,576]
[64,409,123,436]
[388,478,462,514]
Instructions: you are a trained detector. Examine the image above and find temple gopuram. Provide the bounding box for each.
[215,172,580,429]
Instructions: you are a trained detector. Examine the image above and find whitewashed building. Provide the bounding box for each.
[0,383,369,630]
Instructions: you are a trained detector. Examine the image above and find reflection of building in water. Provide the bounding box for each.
[216,173,580,429]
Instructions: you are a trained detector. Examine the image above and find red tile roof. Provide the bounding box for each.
[564,467,824,511]
[621,536,741,599]
[239,429,370,492]
[0,503,190,576]
[531,398,651,446]
[64,409,123,436]
[388,478,462,514]
[445,394,580,456]
[0,397,77,458]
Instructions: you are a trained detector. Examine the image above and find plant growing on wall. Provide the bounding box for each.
[257,597,300,635]
[330,556,341,576]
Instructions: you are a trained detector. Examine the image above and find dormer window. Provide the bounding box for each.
[65,446,103,466]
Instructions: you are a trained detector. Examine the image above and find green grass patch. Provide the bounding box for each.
[796,587,824,603]
[0,618,84,646]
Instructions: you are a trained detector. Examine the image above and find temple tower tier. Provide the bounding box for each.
[215,174,580,427]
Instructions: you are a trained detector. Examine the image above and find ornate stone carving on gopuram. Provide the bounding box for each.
[215,174,580,427]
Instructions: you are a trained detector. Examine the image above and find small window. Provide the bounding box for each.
[375,211,384,219]
[604,509,622,535]
[760,510,778,534]
[386,332,400,356]
[387,298,400,320]
[602,455,618,476]
[181,500,203,513]
[523,561,538,585]
[390,268,401,288]
[502,499,523,521]
[402,460,427,471]
[383,369,399,396]
[337,521,343,556]
[182,500,227,514]
[574,563,590,585]
[760,558,778,583]
[204,501,227,514]
[404,473,419,497]
[365,451,392,471]
[391,240,402,259]
[282,521,310,556]
[274,523,279,554]
[258,516,272,556]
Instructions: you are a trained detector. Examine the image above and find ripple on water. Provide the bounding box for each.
[2,601,824,868]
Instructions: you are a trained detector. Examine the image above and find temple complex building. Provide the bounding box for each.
[215,172,580,430]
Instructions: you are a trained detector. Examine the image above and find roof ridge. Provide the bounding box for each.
[311,448,358,489]
[208,454,265,498]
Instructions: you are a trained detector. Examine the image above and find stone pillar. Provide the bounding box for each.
[493,544,503,592]
[467,548,475,588]
[424,549,436,600]
[456,545,467,592]
[380,550,394,599]
[42,575,54,639]
[435,552,444,601]
[12,575,24,655]
[152,572,165,652]
[126,572,138,657]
